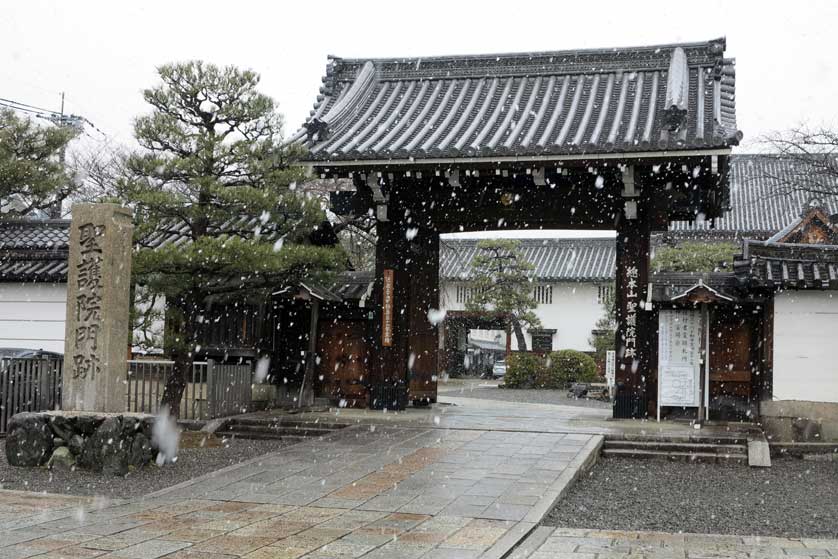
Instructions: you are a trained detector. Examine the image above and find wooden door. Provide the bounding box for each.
[708,312,754,420]
[316,321,368,407]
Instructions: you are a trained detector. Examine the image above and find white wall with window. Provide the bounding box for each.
[440,281,609,351]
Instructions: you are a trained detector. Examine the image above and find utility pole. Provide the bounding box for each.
[48,92,79,218]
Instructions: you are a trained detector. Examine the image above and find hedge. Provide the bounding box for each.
[504,350,598,389]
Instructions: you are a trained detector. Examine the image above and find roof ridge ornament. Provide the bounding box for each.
[305,61,377,142]
[663,47,690,131]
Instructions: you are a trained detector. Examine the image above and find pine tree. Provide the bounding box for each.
[465,239,541,351]
[0,109,78,217]
[120,61,345,414]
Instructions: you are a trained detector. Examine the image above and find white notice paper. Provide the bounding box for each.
[658,309,702,407]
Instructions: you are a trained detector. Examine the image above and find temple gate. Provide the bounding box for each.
[293,38,741,417]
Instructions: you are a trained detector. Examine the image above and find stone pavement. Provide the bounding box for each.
[0,420,602,559]
[1,392,830,559]
[511,527,838,559]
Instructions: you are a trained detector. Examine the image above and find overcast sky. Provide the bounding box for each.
[2,0,837,148]
[2,1,836,238]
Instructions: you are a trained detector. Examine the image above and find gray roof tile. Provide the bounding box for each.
[669,155,838,235]
[440,237,615,282]
[294,38,740,163]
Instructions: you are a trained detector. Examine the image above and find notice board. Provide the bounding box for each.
[657,309,702,407]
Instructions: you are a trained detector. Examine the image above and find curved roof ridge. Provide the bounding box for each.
[331,37,726,66]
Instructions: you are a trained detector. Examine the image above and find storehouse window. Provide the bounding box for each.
[533,284,553,305]
[530,329,556,353]
[456,284,486,304]
[597,284,614,305]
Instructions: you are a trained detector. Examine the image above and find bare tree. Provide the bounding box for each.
[759,126,838,198]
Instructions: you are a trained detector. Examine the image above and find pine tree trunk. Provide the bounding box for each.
[160,296,197,418]
[512,318,528,352]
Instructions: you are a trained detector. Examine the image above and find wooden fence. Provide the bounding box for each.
[126,359,252,420]
[0,357,252,434]
[0,357,63,435]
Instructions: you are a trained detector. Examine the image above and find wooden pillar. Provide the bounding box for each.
[298,298,319,407]
[371,220,411,385]
[614,177,653,419]
[407,229,440,404]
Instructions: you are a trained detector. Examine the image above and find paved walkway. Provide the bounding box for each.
[512,527,838,559]
[0,393,830,559]
[0,403,602,559]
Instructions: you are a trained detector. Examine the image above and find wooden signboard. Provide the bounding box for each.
[657,309,702,409]
[605,350,616,388]
[382,269,394,347]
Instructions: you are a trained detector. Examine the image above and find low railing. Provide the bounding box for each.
[0,357,63,435]
[126,359,252,420]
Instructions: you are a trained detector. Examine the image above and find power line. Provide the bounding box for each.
[0,95,108,138]
[0,97,59,115]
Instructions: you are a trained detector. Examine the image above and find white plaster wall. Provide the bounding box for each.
[440,281,605,351]
[0,282,168,356]
[132,289,166,354]
[774,291,838,403]
[0,283,67,353]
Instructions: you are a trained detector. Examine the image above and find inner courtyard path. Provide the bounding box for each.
[1,394,835,559]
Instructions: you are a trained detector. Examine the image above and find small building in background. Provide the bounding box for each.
[439,237,616,363]
[0,220,69,353]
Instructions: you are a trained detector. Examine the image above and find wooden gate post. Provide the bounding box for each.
[371,220,411,386]
[407,228,440,404]
[614,174,653,419]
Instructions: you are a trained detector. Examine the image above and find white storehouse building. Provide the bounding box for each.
[439,237,615,354]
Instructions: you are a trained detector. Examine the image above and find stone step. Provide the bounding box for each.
[221,430,312,443]
[604,440,747,455]
[227,417,349,430]
[606,434,749,445]
[602,448,747,463]
[222,423,336,438]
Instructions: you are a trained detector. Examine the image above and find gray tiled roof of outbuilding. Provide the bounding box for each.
[440,237,616,282]
[0,219,69,250]
[669,154,838,236]
[0,220,70,282]
[292,38,740,163]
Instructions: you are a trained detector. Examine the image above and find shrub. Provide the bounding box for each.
[653,241,739,273]
[546,350,599,387]
[504,353,546,389]
[505,350,599,389]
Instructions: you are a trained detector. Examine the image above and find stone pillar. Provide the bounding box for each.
[62,204,133,413]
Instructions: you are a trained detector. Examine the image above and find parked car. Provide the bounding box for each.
[0,348,63,360]
[491,360,507,379]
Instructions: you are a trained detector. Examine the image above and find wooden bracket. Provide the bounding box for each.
[621,166,637,198]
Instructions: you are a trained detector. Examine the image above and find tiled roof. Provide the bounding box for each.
[0,220,70,250]
[440,237,615,282]
[734,240,838,289]
[328,271,374,301]
[293,38,740,163]
[669,155,838,236]
[0,220,70,282]
[0,253,68,282]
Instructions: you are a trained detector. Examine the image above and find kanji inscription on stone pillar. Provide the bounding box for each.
[62,204,133,412]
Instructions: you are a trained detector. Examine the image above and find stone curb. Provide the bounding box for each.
[478,434,604,559]
[523,434,604,524]
[504,526,554,559]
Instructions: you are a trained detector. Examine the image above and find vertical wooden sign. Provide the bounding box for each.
[382,269,394,347]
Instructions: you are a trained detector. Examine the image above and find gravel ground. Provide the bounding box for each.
[544,457,838,539]
[0,437,292,499]
[439,380,610,409]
